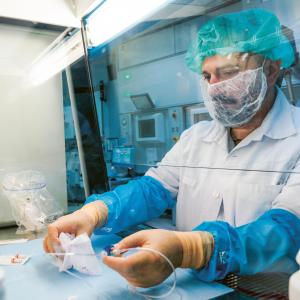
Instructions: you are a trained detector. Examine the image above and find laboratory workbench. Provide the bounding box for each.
[0,232,232,300]
[0,225,290,300]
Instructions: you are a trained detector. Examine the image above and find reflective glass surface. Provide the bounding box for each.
[83,0,300,298]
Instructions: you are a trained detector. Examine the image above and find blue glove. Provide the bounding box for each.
[194,209,300,281]
[85,176,175,234]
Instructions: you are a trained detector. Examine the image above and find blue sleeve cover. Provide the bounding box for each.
[85,176,175,235]
[193,209,300,282]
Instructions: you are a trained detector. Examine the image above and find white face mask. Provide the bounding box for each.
[201,65,268,127]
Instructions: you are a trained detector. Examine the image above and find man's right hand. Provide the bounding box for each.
[43,201,108,253]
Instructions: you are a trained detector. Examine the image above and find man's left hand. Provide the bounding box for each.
[102,229,183,287]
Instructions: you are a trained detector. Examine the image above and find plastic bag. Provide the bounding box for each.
[2,170,63,233]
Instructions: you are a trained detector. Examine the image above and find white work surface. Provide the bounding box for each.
[0,234,232,300]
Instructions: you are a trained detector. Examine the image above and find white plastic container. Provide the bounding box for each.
[289,250,300,300]
[0,268,5,297]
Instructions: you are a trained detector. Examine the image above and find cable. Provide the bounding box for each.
[114,247,179,299]
[47,248,179,299]
[46,253,100,299]
[64,269,94,289]
[132,162,300,175]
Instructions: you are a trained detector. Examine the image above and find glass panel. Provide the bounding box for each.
[83,0,300,297]
[0,16,108,229]
[84,0,300,182]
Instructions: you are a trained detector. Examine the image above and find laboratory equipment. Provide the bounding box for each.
[0,20,68,226]
[120,114,133,145]
[112,146,135,166]
[168,107,184,144]
[110,146,136,178]
[185,105,211,128]
[130,93,155,110]
[135,113,165,143]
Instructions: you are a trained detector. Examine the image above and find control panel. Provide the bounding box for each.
[168,107,184,145]
[119,114,132,145]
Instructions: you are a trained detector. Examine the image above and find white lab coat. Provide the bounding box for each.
[147,89,300,231]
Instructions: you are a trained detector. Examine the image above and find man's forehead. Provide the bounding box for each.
[201,54,239,72]
[201,53,260,72]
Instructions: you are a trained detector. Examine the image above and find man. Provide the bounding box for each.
[44,8,300,287]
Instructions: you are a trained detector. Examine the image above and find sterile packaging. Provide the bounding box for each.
[52,232,102,275]
[2,170,63,233]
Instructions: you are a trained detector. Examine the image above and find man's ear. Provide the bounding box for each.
[265,60,282,86]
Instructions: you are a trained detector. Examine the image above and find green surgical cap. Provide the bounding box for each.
[186,8,295,73]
